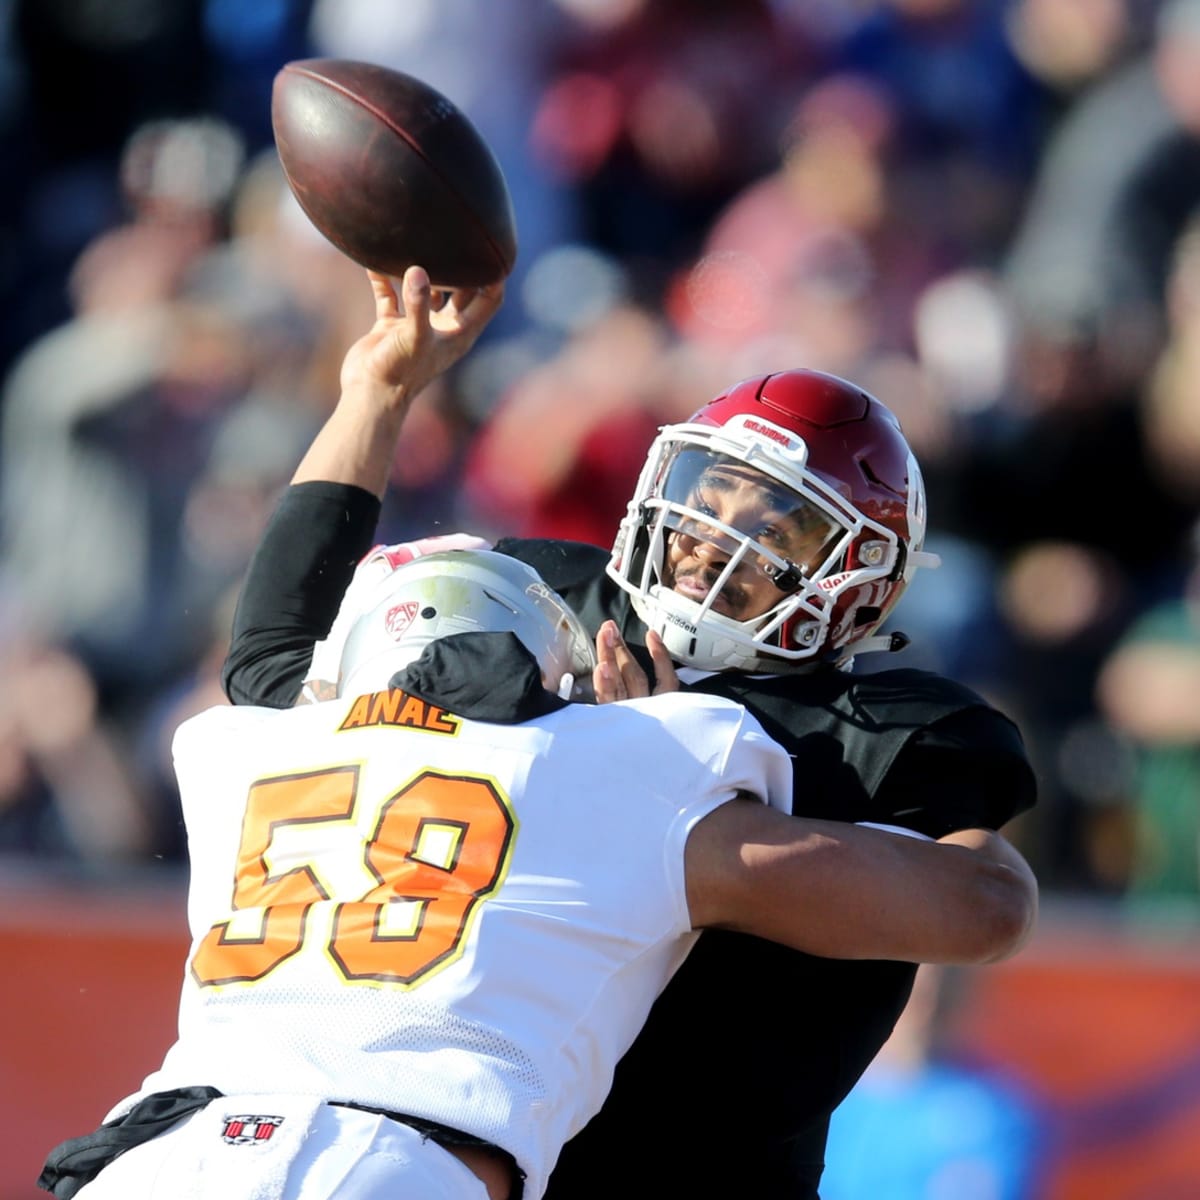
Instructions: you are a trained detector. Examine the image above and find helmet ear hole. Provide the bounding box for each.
[854,606,882,628]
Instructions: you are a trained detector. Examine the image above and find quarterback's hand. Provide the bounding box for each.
[593,621,679,702]
[293,268,503,495]
[339,267,504,414]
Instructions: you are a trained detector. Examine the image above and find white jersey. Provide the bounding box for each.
[129,686,791,1200]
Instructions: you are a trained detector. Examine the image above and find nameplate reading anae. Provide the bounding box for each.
[339,689,462,735]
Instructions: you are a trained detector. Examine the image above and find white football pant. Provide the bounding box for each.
[74,1095,488,1200]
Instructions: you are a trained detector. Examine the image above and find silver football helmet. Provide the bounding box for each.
[337,550,597,701]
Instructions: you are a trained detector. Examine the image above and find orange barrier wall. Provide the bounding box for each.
[954,914,1200,1200]
[1,871,187,1200]
[3,874,1199,1199]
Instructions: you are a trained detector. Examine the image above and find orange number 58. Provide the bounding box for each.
[191,765,515,988]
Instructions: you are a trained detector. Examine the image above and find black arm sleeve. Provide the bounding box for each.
[220,482,382,708]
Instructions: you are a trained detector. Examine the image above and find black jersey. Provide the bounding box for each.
[222,484,1037,1200]
[496,537,1035,1199]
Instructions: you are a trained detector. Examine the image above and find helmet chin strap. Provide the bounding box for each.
[848,630,911,656]
[906,548,942,575]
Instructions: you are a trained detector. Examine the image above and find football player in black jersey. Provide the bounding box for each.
[222,267,1038,1200]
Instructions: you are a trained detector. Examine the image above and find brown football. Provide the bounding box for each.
[271,58,517,287]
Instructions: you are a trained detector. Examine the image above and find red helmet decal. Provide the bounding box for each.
[384,601,420,639]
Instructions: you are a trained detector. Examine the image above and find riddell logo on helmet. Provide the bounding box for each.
[385,601,420,639]
[817,572,852,592]
[663,611,697,633]
[740,418,794,448]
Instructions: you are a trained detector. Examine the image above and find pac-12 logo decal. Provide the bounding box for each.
[385,601,420,639]
[221,1114,284,1145]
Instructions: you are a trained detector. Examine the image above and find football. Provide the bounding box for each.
[271,58,517,288]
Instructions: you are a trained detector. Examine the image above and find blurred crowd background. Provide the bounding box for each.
[8,2,1200,1197]
[4,0,1200,936]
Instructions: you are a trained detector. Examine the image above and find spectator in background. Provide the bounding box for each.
[1087,211,1200,906]
[1005,0,1141,113]
[823,964,1049,1200]
[5,0,252,384]
[460,302,674,545]
[531,0,817,302]
[963,98,1200,890]
[0,120,333,709]
[833,0,1050,263]
[667,72,901,373]
[0,118,365,861]
[0,632,155,864]
[0,116,244,695]
[1096,547,1200,920]
[1004,0,1200,393]
[1139,210,1200,521]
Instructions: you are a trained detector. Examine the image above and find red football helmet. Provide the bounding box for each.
[606,369,939,671]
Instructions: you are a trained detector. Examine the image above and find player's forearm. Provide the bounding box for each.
[931,826,1038,962]
[292,269,503,497]
[784,822,1035,964]
[291,391,410,499]
[791,822,1035,964]
[693,804,1038,965]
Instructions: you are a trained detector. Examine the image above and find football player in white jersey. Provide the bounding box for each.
[42,548,1032,1200]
